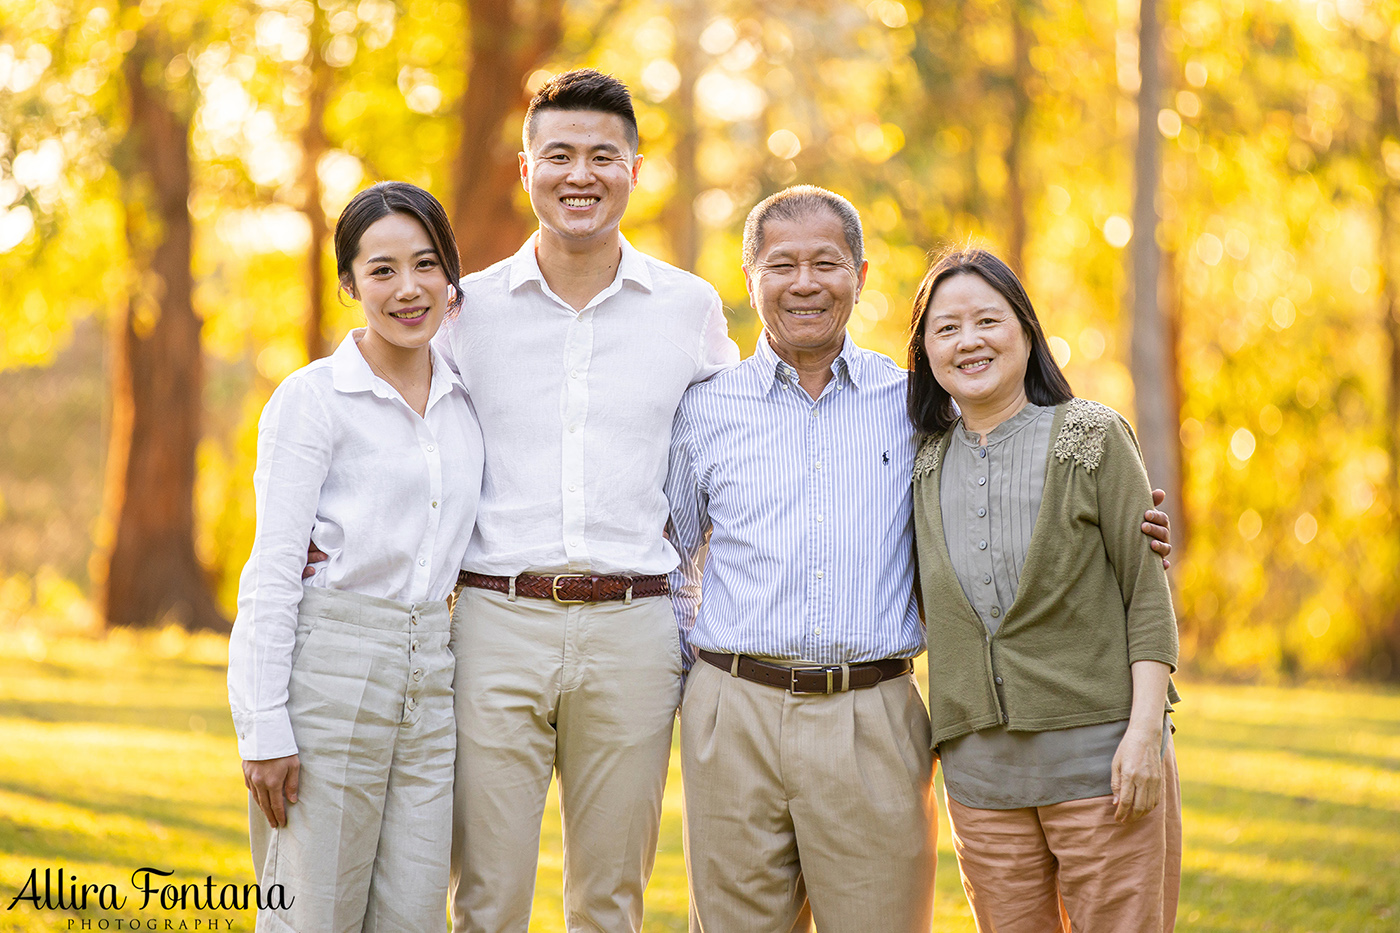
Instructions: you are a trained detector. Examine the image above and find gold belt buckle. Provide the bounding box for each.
[551,573,588,604]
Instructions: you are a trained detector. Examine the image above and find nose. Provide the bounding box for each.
[395,270,423,299]
[789,263,821,294]
[955,324,983,350]
[565,157,594,183]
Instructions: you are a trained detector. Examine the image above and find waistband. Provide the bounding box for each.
[298,586,451,632]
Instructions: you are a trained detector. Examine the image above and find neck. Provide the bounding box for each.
[958,390,1030,443]
[536,227,623,311]
[770,335,844,401]
[357,330,431,393]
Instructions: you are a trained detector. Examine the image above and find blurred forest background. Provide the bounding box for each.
[1,0,1398,682]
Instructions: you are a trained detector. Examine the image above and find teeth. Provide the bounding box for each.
[562,197,598,207]
[959,359,990,369]
[390,309,425,318]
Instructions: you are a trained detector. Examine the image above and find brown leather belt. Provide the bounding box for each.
[697,649,914,695]
[458,571,669,604]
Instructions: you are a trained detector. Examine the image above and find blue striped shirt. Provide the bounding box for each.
[665,333,924,665]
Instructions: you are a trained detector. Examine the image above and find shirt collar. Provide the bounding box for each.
[748,330,864,396]
[507,231,654,296]
[331,328,466,410]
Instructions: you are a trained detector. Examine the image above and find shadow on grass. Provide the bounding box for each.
[0,778,250,852]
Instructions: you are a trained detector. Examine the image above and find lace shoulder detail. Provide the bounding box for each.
[1052,398,1116,472]
[913,432,947,479]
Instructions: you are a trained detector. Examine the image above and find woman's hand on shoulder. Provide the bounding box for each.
[1110,725,1164,823]
[243,754,300,828]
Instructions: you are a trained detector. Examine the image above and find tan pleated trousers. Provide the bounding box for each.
[249,587,455,933]
[680,660,938,933]
[448,587,683,933]
[946,738,1182,933]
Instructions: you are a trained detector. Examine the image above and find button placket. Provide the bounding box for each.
[560,313,593,564]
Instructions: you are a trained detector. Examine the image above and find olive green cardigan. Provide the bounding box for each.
[914,398,1179,748]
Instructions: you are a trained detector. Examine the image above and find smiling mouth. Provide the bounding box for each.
[785,308,825,317]
[561,196,600,208]
[958,357,992,370]
[389,307,429,322]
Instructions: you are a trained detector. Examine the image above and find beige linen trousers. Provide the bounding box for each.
[249,587,455,933]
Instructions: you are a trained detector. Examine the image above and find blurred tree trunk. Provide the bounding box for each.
[450,0,564,273]
[1370,36,1400,678]
[663,0,703,272]
[301,2,332,361]
[1127,0,1182,541]
[1004,0,1032,274]
[96,26,225,631]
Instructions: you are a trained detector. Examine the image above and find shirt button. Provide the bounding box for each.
[816,514,824,523]
[814,627,822,634]
[426,445,435,452]
[990,606,1001,618]
[978,448,987,459]
[977,507,986,518]
[816,461,823,470]
[570,541,580,548]
[810,410,817,418]
[995,676,1004,685]
[569,425,578,433]
[412,640,419,651]
[983,574,992,584]
[413,669,423,681]
[571,370,579,378]
[978,540,987,550]
[569,484,577,492]
[419,558,427,566]
[978,476,987,486]
[815,570,825,579]
[432,500,439,508]
[407,698,418,710]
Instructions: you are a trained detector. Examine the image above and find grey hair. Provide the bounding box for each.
[741,185,865,270]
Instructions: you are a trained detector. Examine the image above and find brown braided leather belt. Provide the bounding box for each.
[697,649,914,695]
[458,571,669,604]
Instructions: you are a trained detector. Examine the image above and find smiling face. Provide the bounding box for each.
[347,212,450,356]
[922,271,1032,421]
[745,209,868,369]
[520,109,641,250]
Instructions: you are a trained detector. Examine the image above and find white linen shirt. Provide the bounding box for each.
[665,333,925,666]
[228,329,484,760]
[434,233,739,575]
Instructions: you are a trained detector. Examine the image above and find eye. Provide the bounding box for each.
[546,153,570,163]
[417,257,439,270]
[815,262,839,271]
[371,265,393,277]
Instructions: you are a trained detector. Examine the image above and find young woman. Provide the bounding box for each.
[227,182,483,932]
[907,248,1181,933]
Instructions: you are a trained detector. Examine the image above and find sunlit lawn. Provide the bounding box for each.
[1,630,1397,932]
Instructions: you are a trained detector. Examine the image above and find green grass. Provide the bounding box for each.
[0,630,1396,931]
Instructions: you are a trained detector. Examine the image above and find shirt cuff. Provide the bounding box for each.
[232,707,299,761]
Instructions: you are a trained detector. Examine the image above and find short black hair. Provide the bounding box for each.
[334,182,463,314]
[906,247,1073,435]
[523,69,640,154]
[742,185,865,269]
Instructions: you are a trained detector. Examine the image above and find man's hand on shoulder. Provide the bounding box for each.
[1142,489,1171,570]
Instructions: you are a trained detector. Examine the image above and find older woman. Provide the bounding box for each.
[907,248,1181,933]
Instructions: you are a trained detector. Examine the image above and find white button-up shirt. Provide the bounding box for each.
[434,233,739,575]
[666,334,924,665]
[228,330,484,759]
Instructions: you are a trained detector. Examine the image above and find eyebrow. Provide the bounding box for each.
[362,248,438,265]
[539,140,624,156]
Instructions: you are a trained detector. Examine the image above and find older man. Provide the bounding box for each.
[665,185,1172,932]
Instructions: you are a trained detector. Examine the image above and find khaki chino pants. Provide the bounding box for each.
[449,587,683,933]
[249,587,455,933]
[680,660,938,933]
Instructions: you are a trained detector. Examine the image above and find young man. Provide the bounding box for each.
[433,70,738,933]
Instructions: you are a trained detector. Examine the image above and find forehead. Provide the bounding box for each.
[929,272,1011,314]
[530,109,632,151]
[356,212,433,258]
[756,209,852,262]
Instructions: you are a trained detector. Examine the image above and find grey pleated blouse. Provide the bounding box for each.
[936,403,1159,810]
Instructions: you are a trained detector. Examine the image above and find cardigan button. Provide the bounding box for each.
[995,676,1004,685]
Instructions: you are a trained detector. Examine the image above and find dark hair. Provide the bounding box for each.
[523,69,640,153]
[334,181,463,313]
[906,247,1073,434]
[742,185,864,269]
